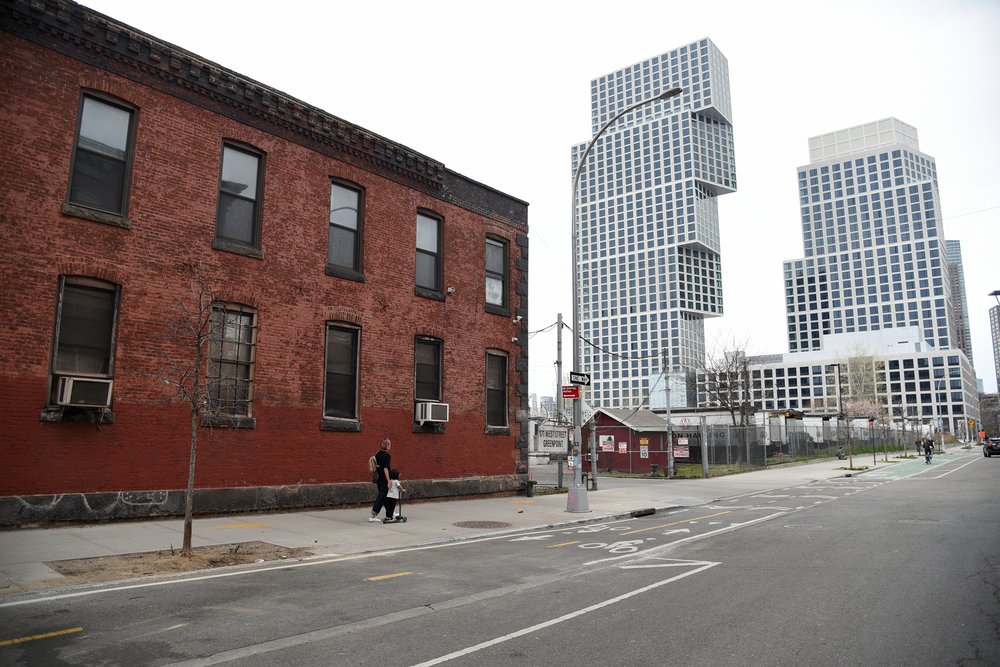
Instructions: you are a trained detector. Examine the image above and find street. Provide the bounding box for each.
[2,454,998,666]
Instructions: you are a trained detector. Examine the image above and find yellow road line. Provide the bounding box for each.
[621,511,731,536]
[0,627,83,646]
[548,540,582,548]
[365,572,412,582]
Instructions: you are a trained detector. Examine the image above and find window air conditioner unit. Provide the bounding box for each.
[415,401,449,424]
[57,377,114,408]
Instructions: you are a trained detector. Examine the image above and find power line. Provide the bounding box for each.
[527,320,559,338]
[561,321,660,361]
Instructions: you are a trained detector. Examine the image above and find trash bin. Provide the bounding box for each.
[525,480,537,497]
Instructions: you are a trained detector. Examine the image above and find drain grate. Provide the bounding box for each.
[452,521,512,529]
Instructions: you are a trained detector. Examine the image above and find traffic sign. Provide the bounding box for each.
[562,385,580,399]
[569,372,591,386]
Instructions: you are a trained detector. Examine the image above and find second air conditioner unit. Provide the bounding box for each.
[415,401,449,424]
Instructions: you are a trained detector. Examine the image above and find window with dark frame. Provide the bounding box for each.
[207,303,256,418]
[486,351,508,428]
[328,180,363,275]
[415,212,441,292]
[324,323,359,420]
[67,94,136,217]
[49,276,119,405]
[414,337,442,402]
[485,236,508,312]
[216,144,263,249]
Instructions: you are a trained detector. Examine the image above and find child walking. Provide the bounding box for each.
[384,469,405,520]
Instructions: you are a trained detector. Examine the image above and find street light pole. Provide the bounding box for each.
[567,87,682,513]
[933,377,949,454]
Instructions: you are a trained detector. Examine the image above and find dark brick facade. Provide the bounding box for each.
[0,0,529,526]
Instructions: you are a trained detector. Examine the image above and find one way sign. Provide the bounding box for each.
[569,372,591,386]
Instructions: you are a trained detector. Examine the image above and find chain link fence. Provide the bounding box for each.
[585,422,917,478]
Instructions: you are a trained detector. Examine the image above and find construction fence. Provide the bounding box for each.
[588,422,919,477]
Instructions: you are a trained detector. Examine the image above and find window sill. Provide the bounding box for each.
[321,418,362,432]
[201,414,256,428]
[412,422,446,434]
[325,264,365,283]
[40,406,115,424]
[485,426,510,436]
[62,202,132,229]
[415,287,445,302]
[212,238,264,260]
[485,304,511,317]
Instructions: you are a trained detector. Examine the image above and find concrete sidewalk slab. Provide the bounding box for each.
[0,453,957,595]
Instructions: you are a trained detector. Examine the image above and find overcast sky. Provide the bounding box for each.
[84,0,1000,395]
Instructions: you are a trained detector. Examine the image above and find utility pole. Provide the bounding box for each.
[555,313,563,422]
[664,351,674,479]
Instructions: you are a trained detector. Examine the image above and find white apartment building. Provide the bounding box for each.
[697,120,980,436]
[572,39,735,410]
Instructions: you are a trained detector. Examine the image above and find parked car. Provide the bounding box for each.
[984,438,1000,457]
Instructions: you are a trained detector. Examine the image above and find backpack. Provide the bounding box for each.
[368,454,379,484]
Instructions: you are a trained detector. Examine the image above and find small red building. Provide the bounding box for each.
[589,409,673,475]
[0,1,529,524]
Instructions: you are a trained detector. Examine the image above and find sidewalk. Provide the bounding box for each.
[0,455,929,596]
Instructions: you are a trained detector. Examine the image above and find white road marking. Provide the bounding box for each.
[408,562,719,667]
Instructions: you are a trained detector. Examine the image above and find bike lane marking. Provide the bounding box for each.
[408,561,719,667]
[619,511,731,536]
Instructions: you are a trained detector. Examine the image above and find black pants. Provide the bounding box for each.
[384,497,398,518]
[371,481,388,515]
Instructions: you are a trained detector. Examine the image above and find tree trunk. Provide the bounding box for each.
[182,408,198,555]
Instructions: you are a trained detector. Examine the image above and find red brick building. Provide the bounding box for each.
[0,0,529,525]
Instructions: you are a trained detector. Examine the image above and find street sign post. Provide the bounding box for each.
[562,385,580,399]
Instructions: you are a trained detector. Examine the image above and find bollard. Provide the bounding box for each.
[525,480,537,498]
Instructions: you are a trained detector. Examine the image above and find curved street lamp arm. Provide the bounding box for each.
[571,88,683,193]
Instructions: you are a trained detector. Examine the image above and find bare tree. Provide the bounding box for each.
[701,338,754,427]
[159,269,222,555]
[837,346,888,466]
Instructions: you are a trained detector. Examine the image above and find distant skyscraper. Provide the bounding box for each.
[572,39,735,409]
[769,118,980,433]
[785,119,958,353]
[945,240,973,363]
[992,305,1000,391]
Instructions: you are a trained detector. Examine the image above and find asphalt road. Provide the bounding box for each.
[2,454,997,666]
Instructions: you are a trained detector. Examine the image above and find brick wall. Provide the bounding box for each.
[0,22,528,510]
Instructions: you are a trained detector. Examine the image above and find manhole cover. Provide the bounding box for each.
[452,521,512,529]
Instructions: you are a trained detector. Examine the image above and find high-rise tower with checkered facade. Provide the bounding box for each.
[572,39,735,409]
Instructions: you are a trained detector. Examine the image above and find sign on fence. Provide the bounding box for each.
[538,426,568,453]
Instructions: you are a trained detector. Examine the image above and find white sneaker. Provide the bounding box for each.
[368,516,380,523]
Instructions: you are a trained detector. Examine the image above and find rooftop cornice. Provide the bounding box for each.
[2,0,447,193]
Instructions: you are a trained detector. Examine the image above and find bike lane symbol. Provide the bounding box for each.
[577,539,646,553]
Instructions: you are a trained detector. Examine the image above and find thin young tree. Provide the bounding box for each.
[159,271,220,556]
[840,346,887,466]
